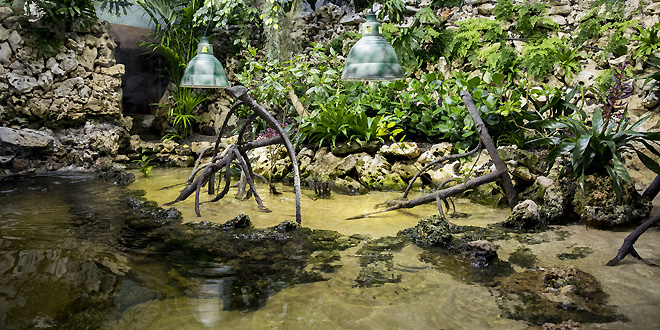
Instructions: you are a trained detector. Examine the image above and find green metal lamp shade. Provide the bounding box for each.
[180,37,230,88]
[341,14,404,81]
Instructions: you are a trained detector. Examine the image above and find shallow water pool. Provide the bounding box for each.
[1,168,660,329]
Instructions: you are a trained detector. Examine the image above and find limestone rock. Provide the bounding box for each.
[79,46,97,70]
[550,15,567,25]
[355,153,392,189]
[340,13,362,25]
[458,240,498,267]
[503,199,543,230]
[464,0,490,5]
[477,3,495,15]
[548,5,572,16]
[52,77,85,97]
[642,91,659,109]
[57,50,79,72]
[496,265,617,324]
[333,177,368,195]
[99,64,125,77]
[0,6,12,20]
[573,174,651,227]
[404,215,454,247]
[7,30,22,51]
[0,42,12,65]
[331,140,380,155]
[6,71,38,93]
[0,127,54,148]
[306,147,357,179]
[417,142,452,165]
[37,70,53,88]
[0,25,10,41]
[379,141,421,158]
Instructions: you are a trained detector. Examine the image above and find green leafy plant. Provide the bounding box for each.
[493,0,515,21]
[555,39,586,81]
[4,0,131,57]
[574,9,636,57]
[449,18,506,61]
[21,0,97,30]
[162,88,207,141]
[521,37,562,78]
[137,0,205,84]
[642,55,660,91]
[546,109,660,200]
[513,2,556,41]
[378,0,407,24]
[133,155,154,177]
[633,23,660,59]
[479,43,519,74]
[546,64,660,200]
[297,92,383,148]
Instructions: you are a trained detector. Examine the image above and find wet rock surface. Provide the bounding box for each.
[573,175,652,228]
[496,265,620,325]
[402,215,513,284]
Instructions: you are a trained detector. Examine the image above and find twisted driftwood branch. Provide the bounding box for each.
[169,86,302,224]
[607,174,660,266]
[346,91,518,220]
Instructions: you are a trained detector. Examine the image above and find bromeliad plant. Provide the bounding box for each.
[546,63,660,200]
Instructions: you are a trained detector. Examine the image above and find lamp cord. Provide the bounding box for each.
[204,0,214,37]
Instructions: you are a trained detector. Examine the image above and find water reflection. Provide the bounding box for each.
[186,279,231,328]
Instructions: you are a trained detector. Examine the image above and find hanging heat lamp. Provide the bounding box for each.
[341,12,404,81]
[180,36,230,88]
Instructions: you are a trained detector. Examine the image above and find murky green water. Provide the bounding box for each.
[2,168,660,329]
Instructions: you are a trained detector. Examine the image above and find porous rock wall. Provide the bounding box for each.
[0,6,128,175]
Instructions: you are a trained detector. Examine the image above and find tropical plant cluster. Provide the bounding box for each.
[128,0,660,205]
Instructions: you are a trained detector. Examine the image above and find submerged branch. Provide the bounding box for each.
[346,171,502,220]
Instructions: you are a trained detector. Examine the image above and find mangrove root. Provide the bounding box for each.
[607,174,660,266]
[169,86,303,224]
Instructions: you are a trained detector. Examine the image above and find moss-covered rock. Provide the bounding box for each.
[503,199,545,231]
[496,265,619,324]
[402,215,454,247]
[573,174,651,228]
[353,233,409,287]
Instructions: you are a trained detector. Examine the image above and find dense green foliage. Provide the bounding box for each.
[521,38,562,78]
[195,0,262,49]
[633,23,660,59]
[545,64,660,200]
[137,0,205,85]
[136,0,211,141]
[161,88,208,141]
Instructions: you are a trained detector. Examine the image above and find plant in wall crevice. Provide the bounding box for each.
[555,39,586,82]
[161,87,207,142]
[633,23,660,59]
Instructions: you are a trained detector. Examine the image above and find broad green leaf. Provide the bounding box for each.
[572,135,591,167]
[605,166,624,202]
[612,154,633,184]
[592,108,603,134]
[636,150,660,175]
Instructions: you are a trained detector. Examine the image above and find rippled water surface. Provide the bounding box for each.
[2,168,660,329]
